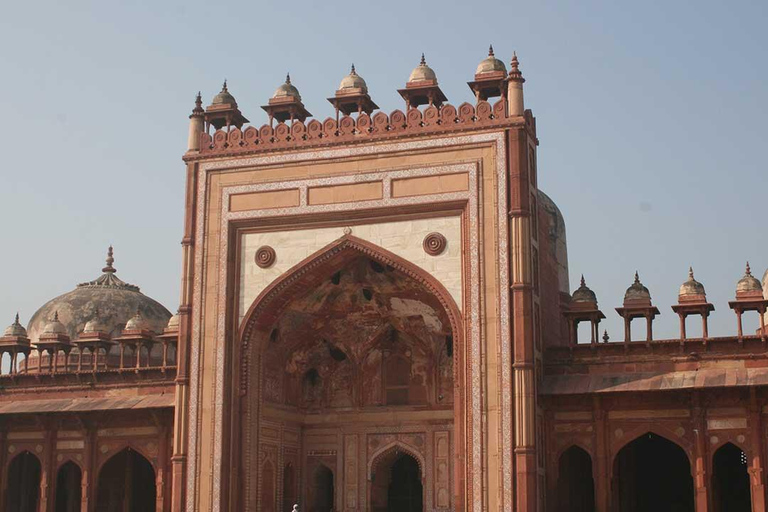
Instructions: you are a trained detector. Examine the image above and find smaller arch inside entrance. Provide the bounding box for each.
[556,445,595,512]
[308,464,334,512]
[5,451,41,512]
[712,442,751,512]
[612,432,694,512]
[371,448,424,512]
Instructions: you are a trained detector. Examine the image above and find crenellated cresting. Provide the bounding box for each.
[194,98,535,157]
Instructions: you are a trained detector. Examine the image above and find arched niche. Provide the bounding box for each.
[5,450,41,512]
[369,443,424,512]
[95,447,156,512]
[55,460,82,512]
[612,432,694,512]
[712,442,750,512]
[556,445,594,512]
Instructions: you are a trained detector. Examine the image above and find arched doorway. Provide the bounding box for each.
[283,463,297,512]
[237,236,463,511]
[712,443,750,512]
[309,464,334,512]
[371,448,423,512]
[557,446,595,512]
[55,461,83,512]
[612,432,694,512]
[95,447,156,512]
[5,451,41,512]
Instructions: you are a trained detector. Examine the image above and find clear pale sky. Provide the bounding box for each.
[0,0,766,340]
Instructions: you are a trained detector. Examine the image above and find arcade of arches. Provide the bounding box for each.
[237,245,457,511]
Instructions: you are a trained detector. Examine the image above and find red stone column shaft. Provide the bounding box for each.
[750,396,766,512]
[693,404,709,512]
[593,399,609,512]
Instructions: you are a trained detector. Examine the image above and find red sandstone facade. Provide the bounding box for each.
[0,48,766,512]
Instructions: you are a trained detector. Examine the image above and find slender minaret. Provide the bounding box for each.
[507,52,526,116]
[187,91,204,151]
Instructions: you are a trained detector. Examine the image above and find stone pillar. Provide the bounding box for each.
[82,426,95,512]
[750,393,766,512]
[187,93,204,152]
[0,429,7,509]
[41,427,54,512]
[157,424,169,512]
[170,160,198,512]
[692,401,709,512]
[509,125,537,512]
[593,398,609,512]
[507,53,525,117]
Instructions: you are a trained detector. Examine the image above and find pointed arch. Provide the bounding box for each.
[368,440,426,480]
[239,234,463,365]
[712,442,750,512]
[95,447,156,512]
[557,445,595,512]
[5,450,41,512]
[55,460,82,512]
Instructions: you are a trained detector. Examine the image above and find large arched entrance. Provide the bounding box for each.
[236,236,463,511]
[5,451,41,512]
[712,443,750,512]
[95,447,156,512]
[55,461,82,512]
[612,432,694,512]
[370,448,424,512]
[556,445,595,512]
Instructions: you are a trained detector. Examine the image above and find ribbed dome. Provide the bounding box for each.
[737,263,762,294]
[409,54,437,83]
[272,74,301,100]
[3,313,27,337]
[476,46,507,75]
[43,311,67,336]
[27,247,171,342]
[571,276,597,304]
[211,80,237,106]
[624,272,651,302]
[679,267,706,297]
[339,65,367,92]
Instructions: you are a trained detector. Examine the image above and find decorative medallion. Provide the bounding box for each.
[423,232,447,256]
[255,246,276,269]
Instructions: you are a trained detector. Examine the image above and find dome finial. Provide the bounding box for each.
[103,246,116,273]
[286,73,291,84]
[350,63,356,74]
[53,311,59,322]
[746,261,752,276]
[580,274,586,287]
[488,44,494,57]
[222,79,228,92]
[420,53,426,66]
[14,312,19,325]
[634,271,640,284]
[195,91,202,107]
[603,330,610,343]
[689,266,694,279]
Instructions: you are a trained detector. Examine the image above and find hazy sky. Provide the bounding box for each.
[0,0,766,340]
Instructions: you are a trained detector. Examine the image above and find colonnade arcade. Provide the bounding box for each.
[548,418,764,512]
[233,238,463,512]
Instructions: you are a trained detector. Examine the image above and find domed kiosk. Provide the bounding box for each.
[27,247,172,344]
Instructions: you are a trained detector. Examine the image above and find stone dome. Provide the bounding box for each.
[679,267,706,297]
[538,190,569,294]
[3,313,27,337]
[82,309,107,334]
[736,263,762,294]
[125,310,149,331]
[27,247,171,343]
[408,54,437,83]
[273,74,301,100]
[165,313,180,332]
[571,276,597,304]
[762,267,768,298]
[211,81,237,106]
[42,311,67,336]
[476,46,507,75]
[624,272,651,303]
[339,65,368,92]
